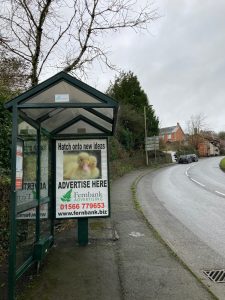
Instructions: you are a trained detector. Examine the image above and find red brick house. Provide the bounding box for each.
[198,137,220,157]
[159,123,185,143]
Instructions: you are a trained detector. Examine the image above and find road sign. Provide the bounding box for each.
[145,136,159,142]
[145,145,156,151]
[145,136,159,151]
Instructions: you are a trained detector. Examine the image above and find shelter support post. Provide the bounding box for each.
[8,104,18,300]
[78,218,88,246]
[36,127,41,243]
[144,106,148,166]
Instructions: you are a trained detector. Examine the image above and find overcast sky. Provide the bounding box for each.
[84,0,225,133]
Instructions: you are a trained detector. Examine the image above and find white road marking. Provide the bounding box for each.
[190,178,206,187]
[185,166,191,176]
[129,232,145,238]
[185,165,206,187]
[215,191,225,197]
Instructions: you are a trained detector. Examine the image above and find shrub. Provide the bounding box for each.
[0,176,10,263]
[220,157,225,172]
[108,136,127,161]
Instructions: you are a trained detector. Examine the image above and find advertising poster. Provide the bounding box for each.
[56,139,109,218]
[16,139,23,190]
[16,140,49,219]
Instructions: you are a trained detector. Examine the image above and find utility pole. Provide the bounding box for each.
[144,106,148,166]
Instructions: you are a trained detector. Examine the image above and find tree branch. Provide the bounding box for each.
[0,0,159,85]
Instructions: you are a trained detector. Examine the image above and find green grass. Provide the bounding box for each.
[220,157,225,172]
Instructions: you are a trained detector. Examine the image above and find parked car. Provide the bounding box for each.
[174,153,178,161]
[189,154,198,162]
[178,154,192,164]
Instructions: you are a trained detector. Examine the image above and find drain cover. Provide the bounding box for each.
[203,269,225,283]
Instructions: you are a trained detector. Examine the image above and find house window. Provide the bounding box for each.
[168,134,171,139]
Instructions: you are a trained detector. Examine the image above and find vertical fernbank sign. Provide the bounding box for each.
[56,139,109,218]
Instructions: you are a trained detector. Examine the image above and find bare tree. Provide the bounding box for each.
[218,131,225,140]
[186,114,210,149]
[186,114,208,135]
[0,0,159,86]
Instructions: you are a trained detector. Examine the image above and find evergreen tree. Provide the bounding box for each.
[145,105,159,137]
[107,71,148,112]
[107,71,159,150]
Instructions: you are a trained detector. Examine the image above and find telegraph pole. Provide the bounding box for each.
[144,106,148,166]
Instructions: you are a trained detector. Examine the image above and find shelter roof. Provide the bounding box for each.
[5,72,119,137]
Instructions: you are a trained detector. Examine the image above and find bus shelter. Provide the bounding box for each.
[5,71,118,299]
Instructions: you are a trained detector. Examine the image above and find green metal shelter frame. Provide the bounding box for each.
[5,71,119,300]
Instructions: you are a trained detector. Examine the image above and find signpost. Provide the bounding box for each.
[16,139,23,190]
[145,136,159,151]
[144,106,159,165]
[145,136,159,161]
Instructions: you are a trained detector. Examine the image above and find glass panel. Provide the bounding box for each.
[16,213,36,268]
[24,81,102,104]
[40,134,49,199]
[42,108,80,131]
[80,108,112,131]
[40,132,52,239]
[59,120,104,134]
[21,108,53,120]
[16,120,37,267]
[40,202,51,239]
[16,120,37,211]
[41,108,113,133]
[93,108,113,119]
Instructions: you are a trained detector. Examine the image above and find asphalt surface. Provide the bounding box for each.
[137,158,225,299]
[18,169,215,300]
[187,157,225,195]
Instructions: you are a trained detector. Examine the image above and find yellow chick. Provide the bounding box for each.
[72,152,91,180]
[89,155,100,179]
[63,154,79,180]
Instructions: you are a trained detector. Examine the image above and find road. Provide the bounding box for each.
[137,156,225,299]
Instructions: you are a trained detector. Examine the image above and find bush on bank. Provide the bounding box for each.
[0,176,10,264]
[220,157,225,172]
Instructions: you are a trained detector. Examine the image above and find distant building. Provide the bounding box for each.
[159,123,185,143]
[219,139,225,155]
[198,137,220,157]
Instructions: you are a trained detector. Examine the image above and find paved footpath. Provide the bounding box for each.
[18,170,216,300]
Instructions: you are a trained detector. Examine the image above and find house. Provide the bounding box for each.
[159,123,185,143]
[198,137,220,157]
[219,139,225,155]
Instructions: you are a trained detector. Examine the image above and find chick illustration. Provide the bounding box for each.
[89,155,100,179]
[72,152,91,180]
[63,154,79,180]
